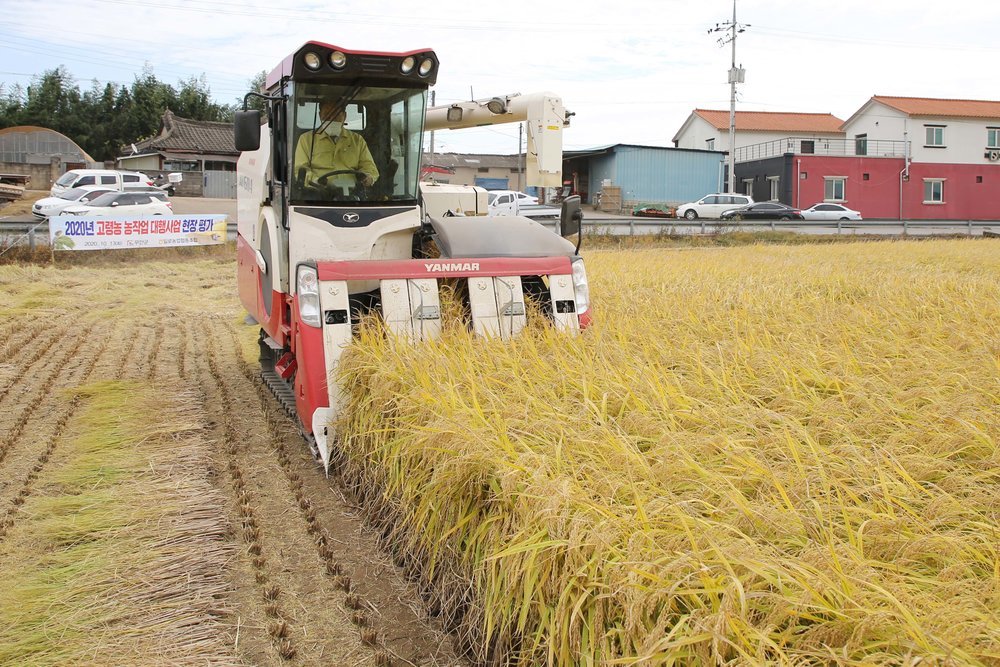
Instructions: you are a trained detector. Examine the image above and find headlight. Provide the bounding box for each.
[303,52,322,70]
[571,258,590,315]
[297,264,321,328]
[329,51,347,69]
[400,56,415,74]
[418,58,434,76]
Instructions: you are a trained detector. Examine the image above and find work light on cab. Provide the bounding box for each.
[418,58,434,76]
[400,56,415,74]
[303,52,322,70]
[329,51,347,69]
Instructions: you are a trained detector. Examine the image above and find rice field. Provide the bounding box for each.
[0,238,996,666]
[336,239,1000,665]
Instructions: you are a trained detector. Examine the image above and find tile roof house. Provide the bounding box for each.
[676,95,1000,221]
[841,96,1000,164]
[116,110,239,197]
[672,109,846,153]
[120,109,237,163]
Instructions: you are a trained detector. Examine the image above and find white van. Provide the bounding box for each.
[675,193,754,220]
[50,169,152,197]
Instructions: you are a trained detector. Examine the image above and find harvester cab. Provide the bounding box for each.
[234,41,590,470]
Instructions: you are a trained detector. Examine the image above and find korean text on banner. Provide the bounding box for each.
[49,215,227,251]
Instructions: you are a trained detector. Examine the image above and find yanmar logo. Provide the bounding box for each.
[423,262,480,272]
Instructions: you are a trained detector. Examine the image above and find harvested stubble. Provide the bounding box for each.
[337,240,999,666]
[0,381,235,665]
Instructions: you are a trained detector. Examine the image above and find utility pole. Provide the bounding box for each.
[709,1,749,194]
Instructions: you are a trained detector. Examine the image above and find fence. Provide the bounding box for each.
[735,137,909,163]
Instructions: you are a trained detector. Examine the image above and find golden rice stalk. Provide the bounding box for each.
[336,240,1000,666]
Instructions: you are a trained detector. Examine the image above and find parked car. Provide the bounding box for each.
[800,203,863,221]
[720,202,804,221]
[31,187,116,219]
[50,169,153,197]
[487,190,558,218]
[676,193,754,220]
[487,190,538,206]
[61,191,173,217]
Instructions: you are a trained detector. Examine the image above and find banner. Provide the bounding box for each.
[49,215,227,251]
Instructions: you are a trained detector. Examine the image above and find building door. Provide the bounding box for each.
[204,170,237,198]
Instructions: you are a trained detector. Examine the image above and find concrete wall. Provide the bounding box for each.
[0,158,62,191]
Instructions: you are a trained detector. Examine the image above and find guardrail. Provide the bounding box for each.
[540,218,999,237]
[2,218,998,253]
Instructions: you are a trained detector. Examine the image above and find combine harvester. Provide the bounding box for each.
[234,41,590,469]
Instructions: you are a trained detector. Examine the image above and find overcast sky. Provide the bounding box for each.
[2,0,998,154]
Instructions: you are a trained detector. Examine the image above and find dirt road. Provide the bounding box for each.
[0,254,468,666]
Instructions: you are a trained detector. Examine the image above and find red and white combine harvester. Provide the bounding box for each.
[234,41,590,470]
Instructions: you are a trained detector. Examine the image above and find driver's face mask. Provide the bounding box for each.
[322,121,343,137]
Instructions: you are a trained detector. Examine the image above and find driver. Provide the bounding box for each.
[294,100,379,189]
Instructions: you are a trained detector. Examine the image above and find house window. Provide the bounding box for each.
[924,125,945,147]
[164,160,199,171]
[706,138,715,150]
[204,161,235,172]
[988,128,1000,149]
[477,167,490,173]
[923,179,945,203]
[976,176,983,183]
[767,176,780,201]
[800,140,815,154]
[742,178,753,196]
[863,173,870,181]
[824,177,846,201]
[855,134,868,156]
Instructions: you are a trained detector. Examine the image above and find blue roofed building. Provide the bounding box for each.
[563,144,726,211]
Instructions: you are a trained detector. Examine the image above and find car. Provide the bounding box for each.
[676,193,754,220]
[31,187,116,219]
[61,191,173,217]
[50,169,153,197]
[720,202,805,221]
[486,190,538,206]
[800,203,863,221]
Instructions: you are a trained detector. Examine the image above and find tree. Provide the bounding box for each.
[176,74,229,122]
[19,67,82,132]
[0,83,27,128]
[238,71,268,116]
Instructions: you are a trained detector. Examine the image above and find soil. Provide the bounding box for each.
[0,189,47,217]
[0,255,470,667]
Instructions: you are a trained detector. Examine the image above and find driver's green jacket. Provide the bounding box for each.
[293,129,379,186]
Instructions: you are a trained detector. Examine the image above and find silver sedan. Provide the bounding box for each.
[800,203,863,221]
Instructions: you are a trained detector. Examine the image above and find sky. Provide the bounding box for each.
[2,0,999,155]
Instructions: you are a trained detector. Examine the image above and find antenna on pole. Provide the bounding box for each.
[709,0,750,194]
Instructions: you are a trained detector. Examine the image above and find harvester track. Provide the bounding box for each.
[260,366,319,461]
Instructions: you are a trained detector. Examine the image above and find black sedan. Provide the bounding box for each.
[720,202,804,221]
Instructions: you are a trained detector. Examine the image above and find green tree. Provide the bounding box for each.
[0,83,27,128]
[19,67,82,132]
